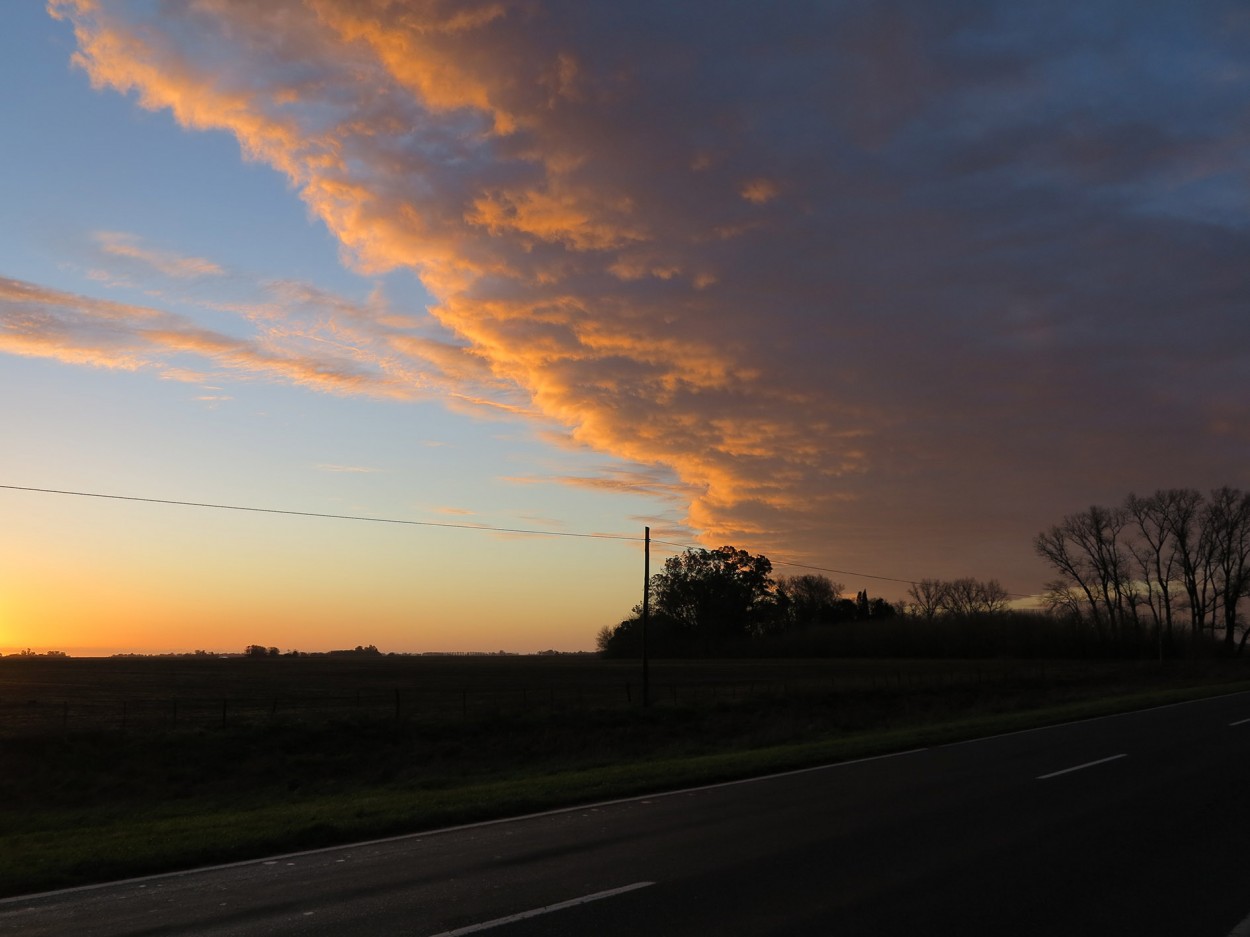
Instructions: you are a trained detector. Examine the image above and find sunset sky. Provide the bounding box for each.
[2,1,1248,656]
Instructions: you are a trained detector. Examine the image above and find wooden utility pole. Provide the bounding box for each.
[642,525,650,708]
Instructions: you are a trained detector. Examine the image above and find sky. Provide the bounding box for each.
[2,1,1248,656]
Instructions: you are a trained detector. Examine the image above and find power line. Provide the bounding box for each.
[1,483,1032,598]
[651,537,1035,600]
[0,484,643,544]
[649,538,921,587]
[767,558,919,587]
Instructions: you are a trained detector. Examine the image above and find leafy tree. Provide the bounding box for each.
[854,590,870,619]
[775,574,844,628]
[650,545,776,643]
[867,596,898,619]
[597,609,689,658]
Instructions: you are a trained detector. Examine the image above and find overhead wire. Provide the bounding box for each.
[648,537,921,587]
[0,483,1034,597]
[0,484,641,543]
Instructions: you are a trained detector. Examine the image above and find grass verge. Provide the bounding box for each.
[4,675,1249,900]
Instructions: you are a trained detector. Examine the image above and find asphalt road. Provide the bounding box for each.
[5,691,1250,936]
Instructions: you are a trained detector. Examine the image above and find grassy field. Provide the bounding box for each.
[3,654,1249,898]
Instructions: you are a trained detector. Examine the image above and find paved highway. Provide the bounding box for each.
[5,691,1250,936]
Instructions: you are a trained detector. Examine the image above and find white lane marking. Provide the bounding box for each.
[947,689,1250,747]
[426,882,655,937]
[0,748,927,906]
[1229,718,1250,727]
[18,688,1248,905]
[1037,753,1127,780]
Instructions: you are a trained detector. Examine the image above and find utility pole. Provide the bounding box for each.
[642,525,650,708]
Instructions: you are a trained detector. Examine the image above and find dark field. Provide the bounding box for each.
[1,653,1220,733]
[0,654,1122,734]
[3,653,1249,897]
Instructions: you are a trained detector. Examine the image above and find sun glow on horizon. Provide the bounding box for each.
[3,3,1248,656]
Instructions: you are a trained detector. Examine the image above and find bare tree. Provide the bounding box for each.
[1160,488,1217,645]
[977,579,1011,615]
[1124,491,1180,654]
[1204,487,1250,654]
[1036,503,1144,646]
[1039,488,1249,656]
[1041,577,1085,622]
[906,578,947,622]
[940,577,1010,616]
[906,578,1008,619]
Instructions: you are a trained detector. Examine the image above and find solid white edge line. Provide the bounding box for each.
[425,882,655,937]
[0,749,927,906]
[10,687,1249,905]
[1037,753,1127,780]
[1229,717,1250,727]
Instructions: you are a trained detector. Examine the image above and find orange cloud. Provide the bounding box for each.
[0,273,526,411]
[739,178,779,205]
[94,231,225,278]
[40,1,880,559]
[43,0,1250,598]
[468,187,646,251]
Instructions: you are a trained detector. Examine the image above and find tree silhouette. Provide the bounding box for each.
[650,545,776,644]
[775,574,844,628]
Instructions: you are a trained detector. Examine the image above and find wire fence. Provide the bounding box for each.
[0,665,1058,736]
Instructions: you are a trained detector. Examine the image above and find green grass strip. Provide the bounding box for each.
[5,679,1246,900]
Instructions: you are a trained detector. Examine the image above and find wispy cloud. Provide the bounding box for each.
[504,463,696,510]
[94,231,224,279]
[315,463,382,474]
[36,0,1250,592]
[0,273,511,407]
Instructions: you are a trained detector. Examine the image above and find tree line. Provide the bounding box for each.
[600,486,1250,660]
[1035,487,1250,657]
[598,544,1014,658]
[598,546,875,657]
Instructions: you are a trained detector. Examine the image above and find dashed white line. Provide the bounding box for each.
[425,881,655,936]
[1228,718,1250,727]
[1037,753,1127,780]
